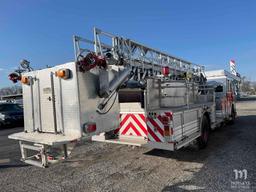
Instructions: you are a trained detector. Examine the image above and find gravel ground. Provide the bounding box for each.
[0,99,255,192]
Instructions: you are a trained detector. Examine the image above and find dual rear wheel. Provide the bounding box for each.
[197,115,210,149]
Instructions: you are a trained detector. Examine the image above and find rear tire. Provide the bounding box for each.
[197,115,210,149]
[229,106,236,125]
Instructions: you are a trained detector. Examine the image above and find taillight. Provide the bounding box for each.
[162,112,173,136]
[162,66,170,76]
[164,126,170,136]
[83,122,97,133]
[164,112,173,120]
[164,126,173,136]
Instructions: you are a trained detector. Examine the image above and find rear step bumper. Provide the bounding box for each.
[9,132,79,167]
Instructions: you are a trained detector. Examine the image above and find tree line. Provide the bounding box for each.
[0,85,22,96]
[240,76,256,95]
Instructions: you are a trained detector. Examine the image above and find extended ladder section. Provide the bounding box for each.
[73,28,205,80]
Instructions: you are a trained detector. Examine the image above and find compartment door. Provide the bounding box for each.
[39,70,57,133]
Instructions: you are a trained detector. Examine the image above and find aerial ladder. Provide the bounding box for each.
[9,28,218,167]
[74,28,205,85]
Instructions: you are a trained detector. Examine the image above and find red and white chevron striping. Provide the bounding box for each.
[115,112,173,143]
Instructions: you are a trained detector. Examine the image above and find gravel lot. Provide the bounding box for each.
[0,99,255,192]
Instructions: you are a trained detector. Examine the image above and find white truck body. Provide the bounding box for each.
[8,28,238,167]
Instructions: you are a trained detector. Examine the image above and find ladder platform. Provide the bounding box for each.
[9,132,79,146]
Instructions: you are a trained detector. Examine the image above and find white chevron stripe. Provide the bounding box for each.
[147,131,155,141]
[147,120,165,142]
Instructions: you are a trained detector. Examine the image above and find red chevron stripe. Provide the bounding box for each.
[115,114,130,134]
[138,114,146,122]
[120,114,131,127]
[147,125,161,142]
[148,118,164,136]
[114,128,120,134]
[130,114,147,135]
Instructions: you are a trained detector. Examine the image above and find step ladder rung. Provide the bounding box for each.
[24,159,45,168]
[21,144,42,151]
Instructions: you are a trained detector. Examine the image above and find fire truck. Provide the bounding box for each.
[205,70,240,124]
[8,28,238,167]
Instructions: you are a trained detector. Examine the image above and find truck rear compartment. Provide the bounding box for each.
[93,98,204,151]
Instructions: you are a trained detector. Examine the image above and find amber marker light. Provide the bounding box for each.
[21,76,30,85]
[55,69,71,79]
